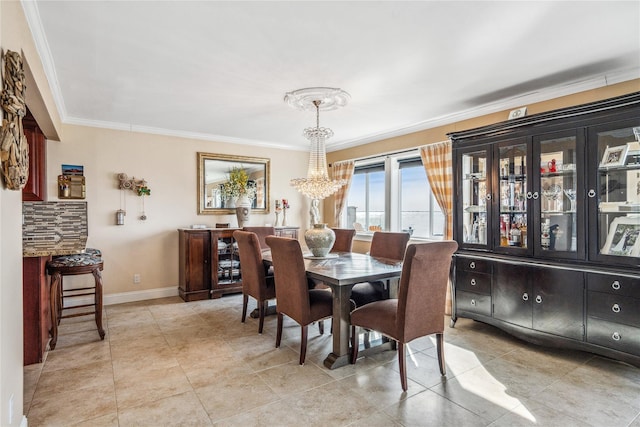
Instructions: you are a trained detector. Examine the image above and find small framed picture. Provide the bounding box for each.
[600,145,629,168]
[601,216,640,257]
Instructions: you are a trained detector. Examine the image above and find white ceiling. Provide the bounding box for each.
[23,1,640,152]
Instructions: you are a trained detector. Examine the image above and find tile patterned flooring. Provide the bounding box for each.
[24,295,640,426]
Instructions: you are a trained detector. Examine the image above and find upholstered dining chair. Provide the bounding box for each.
[330,228,356,253]
[233,230,276,334]
[350,231,411,307]
[242,226,276,251]
[265,236,333,365]
[350,240,458,391]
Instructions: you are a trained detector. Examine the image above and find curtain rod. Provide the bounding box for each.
[329,140,449,167]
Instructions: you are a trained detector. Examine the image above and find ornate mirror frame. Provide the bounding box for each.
[197,152,270,214]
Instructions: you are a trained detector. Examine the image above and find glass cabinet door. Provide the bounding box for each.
[459,147,490,247]
[496,140,528,252]
[589,120,640,266]
[534,132,583,259]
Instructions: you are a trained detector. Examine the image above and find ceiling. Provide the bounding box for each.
[23,1,640,152]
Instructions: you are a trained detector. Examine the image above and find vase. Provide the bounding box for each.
[304,223,336,257]
[235,195,252,228]
[282,208,288,226]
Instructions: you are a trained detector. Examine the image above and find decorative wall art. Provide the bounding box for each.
[0,50,29,190]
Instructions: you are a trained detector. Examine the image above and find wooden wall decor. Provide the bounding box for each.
[0,50,29,190]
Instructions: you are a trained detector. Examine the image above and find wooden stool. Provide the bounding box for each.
[46,250,105,349]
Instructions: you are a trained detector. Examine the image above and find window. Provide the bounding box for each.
[345,152,445,240]
[346,162,385,231]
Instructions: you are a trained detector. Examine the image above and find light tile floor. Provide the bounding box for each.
[24,295,640,426]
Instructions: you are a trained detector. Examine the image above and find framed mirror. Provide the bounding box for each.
[198,152,270,214]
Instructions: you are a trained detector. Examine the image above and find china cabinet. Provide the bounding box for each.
[450,92,640,366]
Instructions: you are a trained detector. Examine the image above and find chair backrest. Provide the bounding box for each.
[233,231,268,299]
[242,226,276,251]
[396,241,458,342]
[370,231,411,260]
[331,228,356,253]
[265,236,311,324]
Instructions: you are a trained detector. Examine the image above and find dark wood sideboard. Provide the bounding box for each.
[178,227,299,301]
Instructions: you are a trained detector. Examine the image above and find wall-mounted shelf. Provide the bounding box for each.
[58,175,86,199]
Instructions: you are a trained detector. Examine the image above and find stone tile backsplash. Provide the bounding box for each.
[23,201,88,256]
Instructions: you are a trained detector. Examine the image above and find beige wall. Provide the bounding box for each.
[47,124,311,297]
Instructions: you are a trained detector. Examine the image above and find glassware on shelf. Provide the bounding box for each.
[541,184,562,211]
[563,188,577,212]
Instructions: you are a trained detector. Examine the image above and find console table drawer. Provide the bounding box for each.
[456,257,491,274]
[456,290,491,317]
[588,292,640,327]
[456,270,491,294]
[587,318,640,356]
[587,273,640,299]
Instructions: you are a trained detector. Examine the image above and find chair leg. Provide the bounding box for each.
[275,313,283,348]
[300,325,308,365]
[436,332,446,376]
[92,268,105,340]
[398,342,407,392]
[350,325,359,364]
[241,294,249,323]
[318,320,324,335]
[258,300,266,334]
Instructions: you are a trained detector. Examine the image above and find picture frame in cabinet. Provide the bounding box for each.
[627,170,640,204]
[601,216,640,257]
[600,145,629,168]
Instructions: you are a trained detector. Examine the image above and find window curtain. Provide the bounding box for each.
[332,160,355,227]
[420,140,454,315]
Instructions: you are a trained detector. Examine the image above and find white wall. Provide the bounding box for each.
[47,124,311,298]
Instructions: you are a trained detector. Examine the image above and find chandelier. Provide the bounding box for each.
[285,87,349,200]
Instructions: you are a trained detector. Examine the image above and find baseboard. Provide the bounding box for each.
[62,286,179,307]
[104,287,179,305]
[21,415,28,427]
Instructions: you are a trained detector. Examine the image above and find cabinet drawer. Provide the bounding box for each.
[456,290,491,317]
[587,318,640,356]
[456,270,491,294]
[456,257,491,274]
[588,291,640,327]
[587,273,640,299]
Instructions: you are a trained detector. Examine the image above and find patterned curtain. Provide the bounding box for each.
[419,140,453,239]
[332,160,355,227]
[420,140,454,315]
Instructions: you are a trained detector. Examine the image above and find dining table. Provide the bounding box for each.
[262,251,403,369]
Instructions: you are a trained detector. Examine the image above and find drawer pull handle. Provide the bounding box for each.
[469,261,476,269]
[611,280,620,290]
[612,304,620,313]
[535,295,543,304]
[470,278,477,286]
[522,293,529,301]
[470,299,476,306]
[612,332,621,341]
